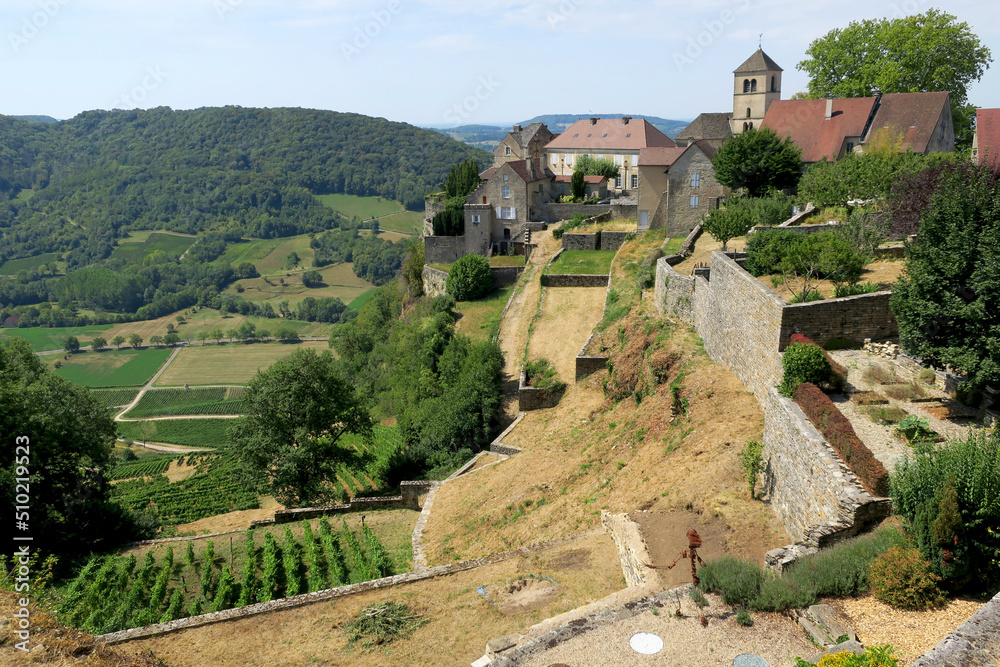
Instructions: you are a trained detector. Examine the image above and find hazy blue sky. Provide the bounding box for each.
[2,0,998,127]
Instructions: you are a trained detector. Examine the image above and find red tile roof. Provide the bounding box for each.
[868,92,951,154]
[553,174,607,184]
[976,108,1000,169]
[762,97,876,162]
[545,118,675,151]
[638,140,716,167]
[482,158,551,184]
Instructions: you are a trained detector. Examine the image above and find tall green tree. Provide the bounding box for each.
[228,348,373,506]
[891,162,1000,393]
[575,155,620,179]
[797,9,992,149]
[0,338,150,562]
[711,127,803,197]
[571,170,586,200]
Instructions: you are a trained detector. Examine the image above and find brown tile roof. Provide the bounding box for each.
[675,113,732,143]
[868,92,951,154]
[762,97,877,162]
[544,118,675,151]
[638,141,717,167]
[480,167,499,180]
[734,48,782,73]
[638,146,688,167]
[976,108,1000,169]
[553,174,607,184]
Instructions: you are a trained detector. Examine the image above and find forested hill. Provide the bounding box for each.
[0,107,491,265]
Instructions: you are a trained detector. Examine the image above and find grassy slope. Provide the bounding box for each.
[0,324,114,352]
[0,252,59,274]
[544,250,616,275]
[317,193,424,235]
[453,286,513,342]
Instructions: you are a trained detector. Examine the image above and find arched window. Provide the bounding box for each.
[750,79,757,92]
[743,79,751,93]
[770,76,776,92]
[748,122,754,130]
[746,107,752,118]
[743,122,749,132]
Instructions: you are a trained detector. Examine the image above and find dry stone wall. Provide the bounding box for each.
[423,235,466,264]
[540,274,610,287]
[781,292,897,349]
[561,233,598,250]
[600,512,652,588]
[599,231,630,251]
[519,367,564,411]
[422,265,448,297]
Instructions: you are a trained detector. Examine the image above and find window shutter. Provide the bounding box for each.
[496,206,501,217]
[511,207,517,219]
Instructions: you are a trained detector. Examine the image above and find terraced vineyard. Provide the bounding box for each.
[110,452,259,525]
[55,517,394,634]
[116,419,233,448]
[124,387,246,418]
[90,387,142,408]
[328,425,403,497]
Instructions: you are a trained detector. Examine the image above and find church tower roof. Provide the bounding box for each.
[734,48,782,73]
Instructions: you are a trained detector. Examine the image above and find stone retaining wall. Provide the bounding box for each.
[762,388,891,546]
[422,265,448,297]
[538,203,612,222]
[423,235,466,264]
[518,367,564,411]
[782,291,897,350]
[575,355,608,380]
[561,232,598,250]
[491,265,525,287]
[540,274,610,287]
[599,231,630,251]
[911,590,1000,666]
[600,512,653,588]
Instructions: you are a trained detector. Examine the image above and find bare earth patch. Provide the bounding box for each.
[173,495,284,535]
[527,285,607,383]
[163,458,199,483]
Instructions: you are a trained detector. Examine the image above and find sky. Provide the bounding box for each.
[2,0,999,129]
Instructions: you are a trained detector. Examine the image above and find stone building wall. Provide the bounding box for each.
[424,236,466,265]
[665,148,725,237]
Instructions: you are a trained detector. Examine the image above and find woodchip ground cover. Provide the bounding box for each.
[153,340,329,386]
[45,348,173,387]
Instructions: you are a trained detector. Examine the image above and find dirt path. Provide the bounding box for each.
[496,227,563,423]
[527,286,607,383]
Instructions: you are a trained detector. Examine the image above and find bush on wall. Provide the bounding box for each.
[445,254,493,301]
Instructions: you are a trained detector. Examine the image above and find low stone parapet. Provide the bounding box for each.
[518,366,565,411]
[540,274,610,287]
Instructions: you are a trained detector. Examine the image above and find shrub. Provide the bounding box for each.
[745,229,803,276]
[789,334,847,392]
[862,365,901,385]
[866,406,908,425]
[917,368,937,385]
[869,547,945,610]
[342,601,428,651]
[834,282,883,298]
[883,382,926,401]
[445,254,493,301]
[793,383,890,497]
[688,588,709,608]
[301,269,324,287]
[740,439,763,499]
[800,644,901,667]
[523,358,566,393]
[895,415,936,444]
[735,609,754,626]
[780,342,834,396]
[698,556,763,606]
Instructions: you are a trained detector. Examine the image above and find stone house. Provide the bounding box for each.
[637,141,726,235]
[674,112,732,150]
[493,122,555,167]
[544,117,675,192]
[467,157,554,251]
[762,91,955,162]
[972,108,1000,169]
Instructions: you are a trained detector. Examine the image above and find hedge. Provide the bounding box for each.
[790,333,846,391]
[793,382,890,497]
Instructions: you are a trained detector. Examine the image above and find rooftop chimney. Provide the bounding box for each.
[590,117,599,125]
[622,116,631,125]
[525,157,534,179]
[825,99,833,121]
[513,124,522,132]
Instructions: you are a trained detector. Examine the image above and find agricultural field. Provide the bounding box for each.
[90,387,142,408]
[316,193,424,235]
[45,348,173,387]
[57,513,400,634]
[348,289,377,311]
[376,210,424,235]
[124,387,246,418]
[109,454,182,481]
[544,250,616,275]
[0,324,113,352]
[231,262,373,308]
[217,234,315,274]
[111,232,196,264]
[154,340,329,386]
[0,251,59,275]
[117,418,234,448]
[101,307,332,345]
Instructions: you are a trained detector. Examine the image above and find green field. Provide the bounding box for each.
[125,387,246,418]
[232,262,373,308]
[154,340,330,386]
[117,419,234,448]
[489,255,526,267]
[544,250,616,275]
[0,252,60,275]
[48,348,173,387]
[111,232,197,264]
[109,454,182,481]
[217,235,315,273]
[317,194,423,235]
[454,286,514,342]
[0,324,114,352]
[348,290,378,311]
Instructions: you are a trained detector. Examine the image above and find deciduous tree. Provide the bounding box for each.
[797,9,992,148]
[711,128,802,197]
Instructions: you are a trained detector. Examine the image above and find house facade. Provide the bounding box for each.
[493,122,555,167]
[637,141,726,235]
[544,117,675,192]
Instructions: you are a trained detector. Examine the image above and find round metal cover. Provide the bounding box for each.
[733,654,771,667]
[629,632,663,655]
